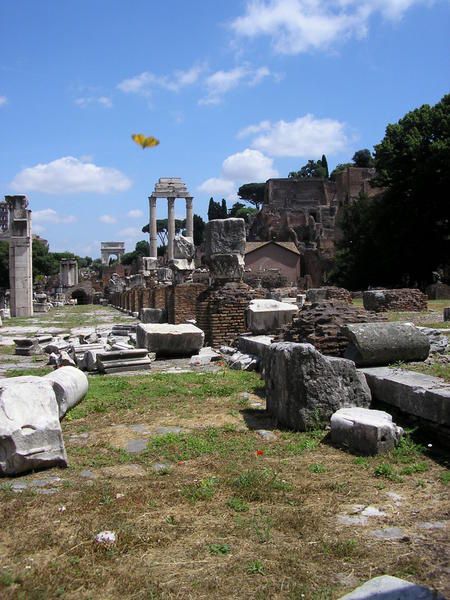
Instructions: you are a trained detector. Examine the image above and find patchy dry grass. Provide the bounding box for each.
[1,304,449,599]
[0,366,449,599]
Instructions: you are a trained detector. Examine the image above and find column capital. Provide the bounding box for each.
[186,196,193,207]
[167,196,175,206]
[149,196,157,207]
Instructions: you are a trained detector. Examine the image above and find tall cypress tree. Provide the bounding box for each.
[221,198,228,218]
[321,154,329,179]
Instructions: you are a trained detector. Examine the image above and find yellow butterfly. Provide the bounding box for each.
[131,133,160,149]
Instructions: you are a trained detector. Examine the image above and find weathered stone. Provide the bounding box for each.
[238,335,273,359]
[280,301,386,356]
[173,235,195,260]
[14,337,43,356]
[44,367,89,419]
[418,327,449,354]
[0,378,67,476]
[224,351,258,371]
[306,287,352,304]
[140,308,167,324]
[206,254,245,282]
[342,322,430,367]
[204,218,246,256]
[55,350,77,368]
[264,342,371,431]
[363,288,427,312]
[339,575,444,599]
[247,299,298,334]
[96,349,153,373]
[331,407,403,455]
[361,367,450,426]
[136,323,204,357]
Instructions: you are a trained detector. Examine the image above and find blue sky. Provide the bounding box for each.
[1,0,448,256]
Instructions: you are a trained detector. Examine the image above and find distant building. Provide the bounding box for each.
[245,241,301,286]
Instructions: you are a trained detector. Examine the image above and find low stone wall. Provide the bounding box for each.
[280,300,386,356]
[363,289,428,312]
[306,286,352,304]
[196,282,264,347]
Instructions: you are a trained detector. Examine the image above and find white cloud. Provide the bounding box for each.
[10,156,132,194]
[127,209,144,218]
[222,149,278,181]
[0,96,7,107]
[118,226,144,240]
[32,224,46,235]
[199,65,271,105]
[197,177,237,198]
[231,0,428,54]
[198,149,278,199]
[242,114,349,157]
[33,208,77,224]
[117,63,205,96]
[75,96,113,108]
[99,214,117,224]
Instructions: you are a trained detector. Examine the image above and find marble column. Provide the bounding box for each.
[149,196,158,258]
[167,197,175,261]
[185,196,193,241]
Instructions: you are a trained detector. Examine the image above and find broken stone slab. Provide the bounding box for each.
[14,338,43,356]
[140,308,167,324]
[204,218,246,256]
[0,378,67,476]
[331,407,403,455]
[339,575,445,599]
[247,299,298,334]
[136,323,204,357]
[55,350,77,368]
[238,335,274,360]
[361,367,450,426]
[173,234,195,260]
[225,351,258,371]
[190,347,221,366]
[417,327,449,354]
[264,342,371,431]
[342,322,430,367]
[44,367,89,419]
[96,349,154,374]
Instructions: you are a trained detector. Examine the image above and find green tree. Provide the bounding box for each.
[229,202,258,222]
[329,162,352,180]
[193,214,205,246]
[289,159,327,179]
[333,94,450,288]
[207,197,224,220]
[352,148,374,168]
[121,240,150,266]
[237,183,266,210]
[321,154,329,178]
[221,198,228,218]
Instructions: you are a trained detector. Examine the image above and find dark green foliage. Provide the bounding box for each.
[229,202,258,222]
[333,94,450,288]
[121,240,150,265]
[352,149,374,168]
[289,158,327,179]
[221,198,228,217]
[193,214,205,246]
[321,154,329,178]
[330,163,352,180]
[237,183,266,209]
[208,197,224,220]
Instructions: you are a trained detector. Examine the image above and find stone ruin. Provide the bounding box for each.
[363,288,428,312]
[196,218,265,347]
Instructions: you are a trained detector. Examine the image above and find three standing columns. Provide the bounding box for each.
[148,195,194,260]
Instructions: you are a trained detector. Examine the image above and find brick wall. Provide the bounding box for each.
[168,283,207,324]
[196,282,264,347]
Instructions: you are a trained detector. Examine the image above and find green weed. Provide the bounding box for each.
[309,463,326,474]
[181,477,218,503]
[246,560,265,575]
[208,543,231,556]
[227,497,249,512]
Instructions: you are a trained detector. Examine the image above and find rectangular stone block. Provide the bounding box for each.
[136,323,204,357]
[204,218,246,256]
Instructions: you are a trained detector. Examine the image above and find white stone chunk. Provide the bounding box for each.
[0,379,67,476]
[136,323,204,357]
[339,574,445,599]
[247,299,298,334]
[44,367,89,419]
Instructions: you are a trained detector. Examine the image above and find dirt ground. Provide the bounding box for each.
[0,304,449,599]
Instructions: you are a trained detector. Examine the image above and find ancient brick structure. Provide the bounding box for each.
[247,168,381,286]
[306,286,352,304]
[196,282,264,347]
[167,283,207,324]
[363,289,428,313]
[279,301,387,356]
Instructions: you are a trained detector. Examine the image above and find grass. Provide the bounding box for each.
[1,304,449,599]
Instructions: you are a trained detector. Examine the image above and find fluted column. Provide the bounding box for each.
[185,196,193,242]
[149,196,158,258]
[167,197,175,261]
